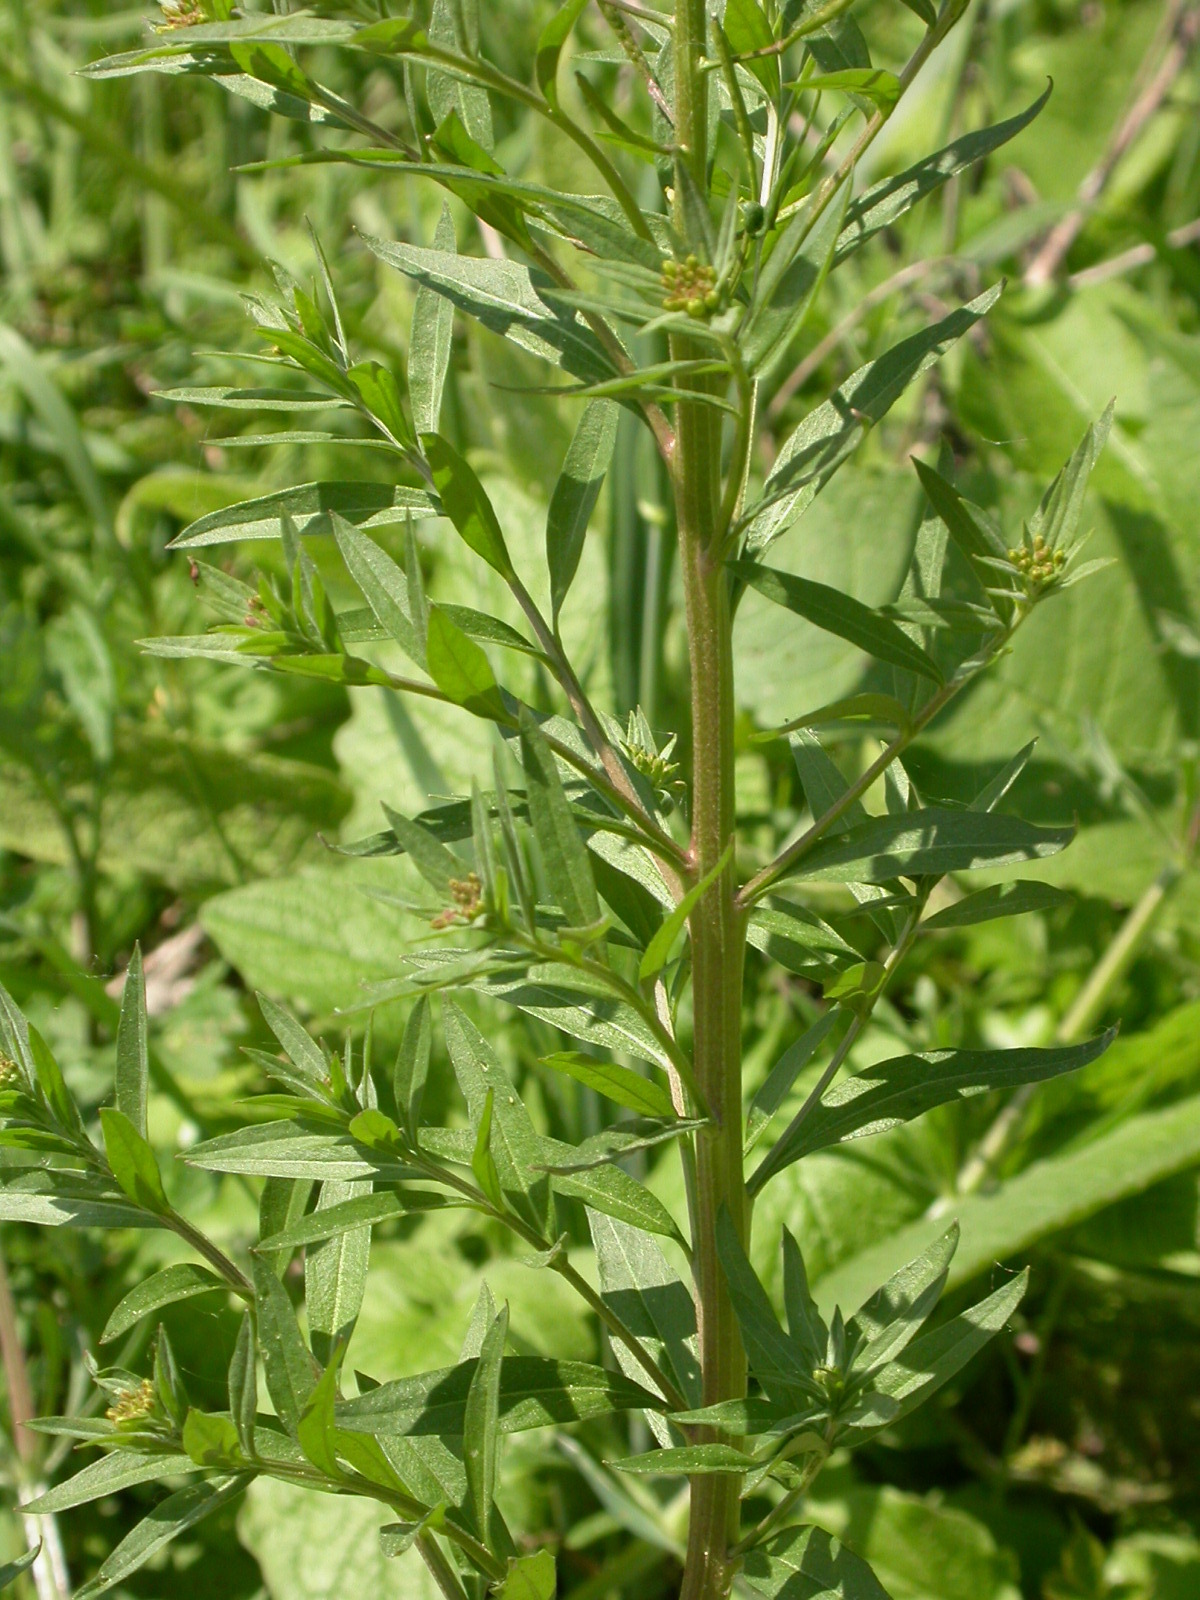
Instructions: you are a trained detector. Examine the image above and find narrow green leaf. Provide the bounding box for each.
[639,843,733,985]
[421,433,514,576]
[731,560,943,682]
[715,1210,808,1401]
[835,86,1052,264]
[541,1053,675,1118]
[756,1031,1115,1181]
[249,1256,317,1436]
[519,711,601,927]
[536,0,590,106]
[381,806,468,896]
[229,1310,257,1456]
[724,0,780,96]
[333,518,422,664]
[306,1179,372,1366]
[546,1148,683,1242]
[464,1303,508,1547]
[615,1444,754,1475]
[102,1264,224,1344]
[24,1452,196,1515]
[297,1345,349,1478]
[256,1191,458,1256]
[745,1009,840,1155]
[590,1211,701,1405]
[745,287,1002,552]
[790,806,1075,884]
[547,399,619,623]
[803,67,902,109]
[0,1551,38,1594]
[100,1109,169,1215]
[394,997,432,1138]
[472,1089,506,1210]
[169,482,437,548]
[346,359,412,444]
[73,1476,253,1600]
[410,204,457,436]
[115,944,149,1140]
[337,1357,663,1437]
[922,880,1071,931]
[850,1224,959,1374]
[256,995,328,1087]
[743,180,848,379]
[445,1005,554,1234]
[426,605,509,721]
[364,237,617,385]
[782,1230,828,1370]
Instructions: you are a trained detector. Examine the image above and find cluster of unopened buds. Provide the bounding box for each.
[431,873,484,931]
[106,1378,157,1426]
[661,257,722,319]
[1009,533,1066,590]
[621,724,679,790]
[157,0,205,27]
[0,1057,18,1088]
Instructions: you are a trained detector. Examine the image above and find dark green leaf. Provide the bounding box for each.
[333,519,423,665]
[850,1225,959,1374]
[73,1476,253,1600]
[715,1210,808,1401]
[394,997,432,1139]
[742,1523,892,1598]
[464,1303,508,1547]
[115,944,149,1140]
[731,560,943,682]
[100,1109,169,1215]
[922,880,1071,930]
[519,711,601,927]
[791,807,1075,884]
[426,605,510,721]
[547,400,619,622]
[169,482,437,548]
[745,1010,840,1154]
[614,1444,754,1475]
[834,86,1051,264]
[421,432,514,577]
[410,203,458,436]
[541,1053,675,1118]
[229,1310,257,1456]
[102,1264,225,1344]
[306,1179,372,1366]
[590,1211,701,1406]
[337,1357,663,1436]
[250,1255,317,1436]
[757,1032,1115,1179]
[24,1452,196,1515]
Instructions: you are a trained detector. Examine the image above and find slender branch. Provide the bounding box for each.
[748,899,926,1196]
[1025,0,1200,285]
[1067,215,1200,288]
[417,1533,472,1600]
[164,1210,253,1298]
[728,1433,831,1556]
[738,645,994,906]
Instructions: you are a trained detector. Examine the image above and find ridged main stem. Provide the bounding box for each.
[672,9,748,1593]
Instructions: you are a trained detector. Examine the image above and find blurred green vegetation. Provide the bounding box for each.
[0,1,1198,1597]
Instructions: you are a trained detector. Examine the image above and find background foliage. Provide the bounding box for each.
[1,0,1199,1596]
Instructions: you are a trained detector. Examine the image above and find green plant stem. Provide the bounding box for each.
[728,1435,831,1557]
[416,1532,472,1600]
[672,7,750,1594]
[164,1211,253,1299]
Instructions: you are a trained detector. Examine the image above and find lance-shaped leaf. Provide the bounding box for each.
[394,996,432,1138]
[229,1310,257,1457]
[849,1225,959,1374]
[249,1255,318,1436]
[911,458,1012,616]
[543,1143,683,1242]
[336,1357,663,1437]
[475,968,675,1074]
[306,1179,372,1366]
[639,844,733,985]
[536,0,590,106]
[731,560,943,682]
[743,287,1002,552]
[23,1451,197,1515]
[115,944,149,1139]
[426,605,509,721]
[922,880,1071,931]
[756,1032,1115,1179]
[745,1009,841,1155]
[519,711,601,928]
[364,237,617,385]
[100,1109,169,1215]
[256,1191,460,1256]
[614,1444,755,1475]
[741,1524,892,1599]
[73,1475,254,1600]
[333,519,422,665]
[410,203,458,435]
[834,85,1052,264]
[845,1271,1029,1441]
[541,1053,675,1118]
[715,1210,810,1401]
[464,1303,508,1548]
[444,1005,554,1234]
[590,1211,701,1406]
[102,1264,225,1344]
[421,432,514,577]
[546,399,619,622]
[742,179,848,379]
[0,1551,38,1594]
[1026,402,1114,552]
[789,807,1075,885]
[168,482,437,548]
